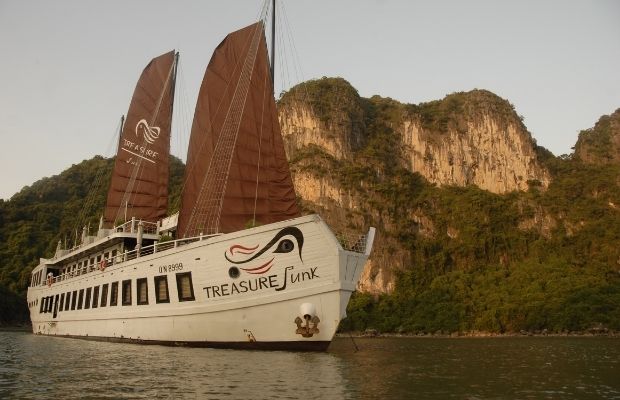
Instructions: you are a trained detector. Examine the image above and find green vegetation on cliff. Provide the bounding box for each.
[0,156,185,324]
[574,108,620,164]
[284,78,620,334]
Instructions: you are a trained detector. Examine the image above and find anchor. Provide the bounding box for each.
[295,315,320,338]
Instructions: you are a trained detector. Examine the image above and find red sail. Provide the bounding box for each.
[177,22,299,237]
[104,51,176,225]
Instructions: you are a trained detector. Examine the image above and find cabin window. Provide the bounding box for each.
[110,282,119,306]
[85,288,92,309]
[59,293,65,312]
[47,296,53,313]
[122,280,132,306]
[65,292,71,311]
[71,290,77,310]
[92,286,100,308]
[137,278,148,305]
[101,283,109,307]
[77,289,84,310]
[112,250,117,264]
[39,297,45,313]
[176,272,195,302]
[154,275,170,303]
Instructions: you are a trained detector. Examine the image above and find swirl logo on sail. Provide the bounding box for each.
[120,119,162,164]
[136,119,161,144]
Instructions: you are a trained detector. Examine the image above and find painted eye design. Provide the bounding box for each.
[274,239,294,253]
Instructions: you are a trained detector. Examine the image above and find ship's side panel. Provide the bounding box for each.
[27,215,368,348]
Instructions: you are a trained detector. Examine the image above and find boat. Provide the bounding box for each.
[26,1,375,351]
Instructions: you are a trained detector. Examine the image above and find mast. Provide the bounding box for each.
[170,52,179,128]
[270,0,275,92]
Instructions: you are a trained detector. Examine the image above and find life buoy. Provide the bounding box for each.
[99,259,107,271]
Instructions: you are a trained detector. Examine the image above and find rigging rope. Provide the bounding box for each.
[278,1,337,187]
[252,58,270,226]
[69,116,123,245]
[183,20,266,237]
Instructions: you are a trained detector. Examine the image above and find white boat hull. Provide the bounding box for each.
[27,215,372,351]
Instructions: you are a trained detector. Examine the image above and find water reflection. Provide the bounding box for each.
[1,331,619,399]
[331,336,620,399]
[1,331,353,399]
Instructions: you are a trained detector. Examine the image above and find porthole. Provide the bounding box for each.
[228,266,240,279]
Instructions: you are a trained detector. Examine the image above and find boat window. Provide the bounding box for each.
[101,283,109,307]
[154,275,170,303]
[122,280,132,306]
[71,290,77,310]
[137,278,148,305]
[85,288,92,309]
[110,282,119,306]
[39,297,45,313]
[77,289,84,310]
[93,286,100,308]
[65,292,71,311]
[47,296,53,313]
[176,272,195,302]
[59,293,65,312]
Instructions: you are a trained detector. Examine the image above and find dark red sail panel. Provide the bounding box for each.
[104,51,175,224]
[177,22,299,237]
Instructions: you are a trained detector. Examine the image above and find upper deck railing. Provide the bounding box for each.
[50,218,159,262]
[45,232,220,286]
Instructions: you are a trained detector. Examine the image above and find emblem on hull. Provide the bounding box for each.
[295,316,320,338]
[225,227,304,275]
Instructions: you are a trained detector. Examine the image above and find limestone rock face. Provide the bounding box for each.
[277,78,552,294]
[400,114,551,193]
[279,78,365,161]
[574,109,620,165]
[280,83,550,194]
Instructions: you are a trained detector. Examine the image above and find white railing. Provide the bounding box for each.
[46,233,220,286]
[336,230,369,254]
[50,219,160,262]
[114,219,158,234]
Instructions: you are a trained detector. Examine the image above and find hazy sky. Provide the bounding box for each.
[0,0,618,200]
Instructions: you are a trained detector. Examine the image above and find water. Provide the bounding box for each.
[1,330,619,399]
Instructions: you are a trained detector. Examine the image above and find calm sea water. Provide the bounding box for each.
[1,330,618,399]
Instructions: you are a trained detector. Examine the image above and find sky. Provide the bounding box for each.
[0,0,618,200]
